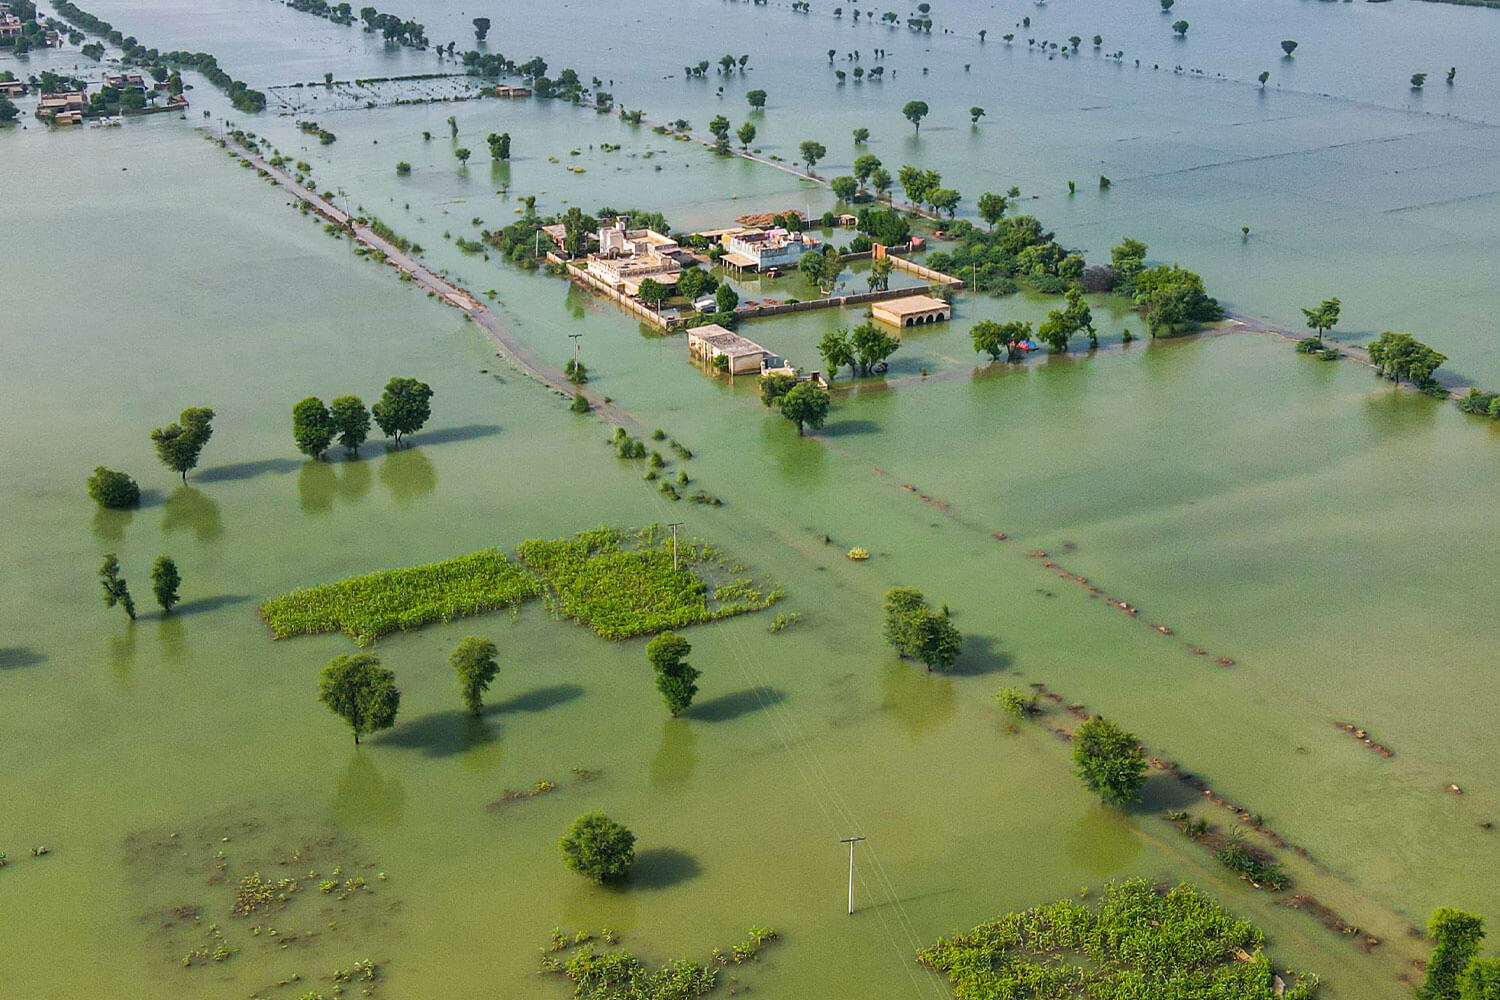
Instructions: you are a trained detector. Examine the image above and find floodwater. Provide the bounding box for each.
[2,0,1498,997]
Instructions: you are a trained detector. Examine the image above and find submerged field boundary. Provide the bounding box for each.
[207,127,643,429]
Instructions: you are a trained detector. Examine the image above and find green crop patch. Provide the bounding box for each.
[918,878,1319,1000]
[518,525,783,641]
[261,548,538,645]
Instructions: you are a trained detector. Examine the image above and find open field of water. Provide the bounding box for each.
[3,0,1499,996]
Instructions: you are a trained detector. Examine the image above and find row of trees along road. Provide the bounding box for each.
[294,378,433,459]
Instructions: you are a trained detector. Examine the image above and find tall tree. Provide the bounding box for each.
[852,153,882,186]
[778,382,830,435]
[758,372,797,407]
[852,127,870,144]
[1072,716,1148,806]
[745,88,767,109]
[150,555,180,613]
[831,175,859,202]
[371,377,433,445]
[450,635,499,716]
[972,319,1032,362]
[870,167,892,202]
[329,395,370,455]
[799,139,826,173]
[150,407,215,482]
[87,467,141,509]
[902,99,929,133]
[637,277,670,308]
[850,322,899,375]
[736,120,756,149]
[318,653,400,745]
[867,256,894,291]
[976,191,1008,229]
[99,554,136,620]
[471,16,489,40]
[969,106,986,125]
[646,631,699,716]
[292,396,336,459]
[818,328,855,379]
[1301,296,1340,343]
[912,608,962,672]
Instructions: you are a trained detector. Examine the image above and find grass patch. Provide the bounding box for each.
[260,549,537,645]
[918,878,1318,1000]
[518,525,782,640]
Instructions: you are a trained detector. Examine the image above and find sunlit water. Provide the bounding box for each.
[2,1,1499,997]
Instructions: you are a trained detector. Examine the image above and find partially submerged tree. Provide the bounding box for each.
[902,99,929,133]
[150,407,215,482]
[292,396,336,459]
[87,467,141,509]
[1422,908,1485,1000]
[799,139,826,173]
[371,377,433,446]
[1072,716,1148,806]
[471,16,489,40]
[329,395,370,455]
[745,88,767,109]
[647,631,699,716]
[450,635,499,716]
[560,813,636,883]
[150,555,180,613]
[758,372,796,407]
[778,382,830,435]
[972,319,1033,362]
[99,554,136,620]
[1281,39,1298,57]
[318,653,400,745]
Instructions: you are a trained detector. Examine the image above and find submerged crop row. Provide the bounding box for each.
[260,526,781,644]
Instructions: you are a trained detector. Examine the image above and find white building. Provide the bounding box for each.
[721,227,822,273]
[585,218,681,297]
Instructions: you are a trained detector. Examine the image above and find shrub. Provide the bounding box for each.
[1294,338,1321,355]
[560,813,635,883]
[87,466,141,509]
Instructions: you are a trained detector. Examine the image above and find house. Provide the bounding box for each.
[871,294,952,328]
[687,324,779,376]
[0,13,23,39]
[494,85,532,98]
[103,72,147,92]
[585,219,681,296]
[539,223,570,251]
[0,79,26,96]
[36,90,88,120]
[721,227,822,273]
[53,109,83,125]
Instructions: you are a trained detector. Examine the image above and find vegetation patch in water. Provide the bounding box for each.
[261,549,537,644]
[518,526,782,640]
[917,878,1318,1000]
[538,925,780,999]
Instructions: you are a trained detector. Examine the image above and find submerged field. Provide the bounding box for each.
[2,0,1500,997]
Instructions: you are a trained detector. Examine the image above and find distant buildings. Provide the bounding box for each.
[584,218,681,296]
[0,78,25,96]
[720,227,823,273]
[36,90,88,124]
[0,13,23,39]
[103,72,146,91]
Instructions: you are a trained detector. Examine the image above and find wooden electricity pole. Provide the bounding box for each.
[666,521,684,571]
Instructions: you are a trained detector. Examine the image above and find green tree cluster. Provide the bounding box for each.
[777,382,830,436]
[881,587,962,671]
[818,322,900,380]
[371,377,433,445]
[87,466,141,509]
[971,319,1034,362]
[293,395,371,458]
[1368,332,1446,388]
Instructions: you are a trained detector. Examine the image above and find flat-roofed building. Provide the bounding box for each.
[722,227,821,272]
[0,13,23,38]
[870,294,952,328]
[586,218,681,297]
[687,324,778,376]
[103,72,147,91]
[37,90,88,119]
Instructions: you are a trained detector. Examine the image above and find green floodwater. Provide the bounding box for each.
[2,1,1499,997]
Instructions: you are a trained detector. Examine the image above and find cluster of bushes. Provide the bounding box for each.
[1368,331,1447,395]
[925,215,1079,296]
[356,6,426,47]
[287,0,354,25]
[1459,388,1500,420]
[1112,237,1223,336]
[296,119,336,144]
[539,923,779,996]
[917,879,1319,1000]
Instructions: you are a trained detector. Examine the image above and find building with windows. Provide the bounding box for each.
[720,227,822,273]
[585,218,681,297]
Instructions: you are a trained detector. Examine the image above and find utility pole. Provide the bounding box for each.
[666,521,684,572]
[840,836,866,915]
[568,332,582,371]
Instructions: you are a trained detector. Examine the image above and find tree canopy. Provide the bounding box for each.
[371,377,433,445]
[150,407,215,482]
[87,466,141,509]
[292,396,336,459]
[902,100,929,132]
[560,813,636,883]
[647,631,699,716]
[318,653,400,745]
[778,382,830,436]
[450,635,499,716]
[1073,716,1148,806]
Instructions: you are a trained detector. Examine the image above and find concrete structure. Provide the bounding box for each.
[687,324,778,376]
[0,79,26,96]
[871,294,951,328]
[36,91,88,120]
[0,13,23,39]
[103,72,146,91]
[722,227,822,273]
[494,85,531,98]
[585,219,681,297]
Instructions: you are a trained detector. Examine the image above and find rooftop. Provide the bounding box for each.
[688,325,772,359]
[872,294,951,319]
